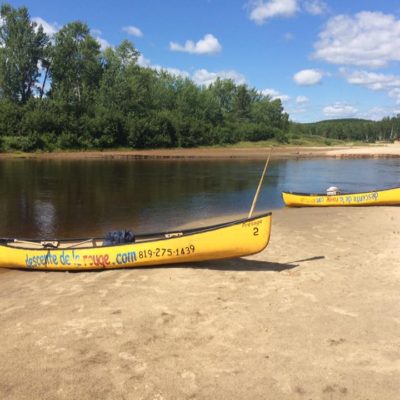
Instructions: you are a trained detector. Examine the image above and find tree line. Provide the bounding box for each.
[0,3,290,152]
[0,4,398,152]
[290,117,400,143]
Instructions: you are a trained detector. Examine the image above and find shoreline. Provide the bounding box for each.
[1,142,400,160]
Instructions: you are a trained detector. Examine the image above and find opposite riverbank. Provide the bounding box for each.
[1,142,400,160]
[0,207,399,399]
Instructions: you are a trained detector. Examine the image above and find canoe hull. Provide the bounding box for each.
[282,187,400,207]
[0,213,272,271]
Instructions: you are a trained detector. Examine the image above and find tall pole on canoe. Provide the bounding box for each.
[248,148,272,218]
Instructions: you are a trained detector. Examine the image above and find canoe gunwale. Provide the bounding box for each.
[0,212,272,251]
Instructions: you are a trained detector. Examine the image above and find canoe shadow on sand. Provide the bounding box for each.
[169,256,325,272]
[11,256,324,273]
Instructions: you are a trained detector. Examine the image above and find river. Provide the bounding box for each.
[0,158,399,238]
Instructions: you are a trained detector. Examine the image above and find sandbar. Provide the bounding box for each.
[0,206,399,399]
[1,142,400,160]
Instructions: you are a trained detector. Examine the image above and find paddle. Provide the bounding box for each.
[248,148,272,218]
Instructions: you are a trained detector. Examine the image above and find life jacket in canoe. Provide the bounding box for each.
[103,230,135,245]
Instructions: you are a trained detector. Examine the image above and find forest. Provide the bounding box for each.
[290,118,400,143]
[0,4,399,152]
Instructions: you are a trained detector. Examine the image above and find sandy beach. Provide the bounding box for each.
[0,206,399,399]
[1,142,400,160]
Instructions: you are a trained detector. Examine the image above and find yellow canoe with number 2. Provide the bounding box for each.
[0,213,272,271]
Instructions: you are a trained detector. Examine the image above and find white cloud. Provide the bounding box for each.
[303,0,328,15]
[313,12,400,67]
[293,69,323,85]
[32,17,59,37]
[123,26,143,37]
[261,88,290,102]
[296,95,309,104]
[341,69,400,91]
[170,34,221,55]
[137,53,244,86]
[341,69,400,106]
[323,103,358,118]
[249,0,298,24]
[248,0,327,24]
[192,69,246,86]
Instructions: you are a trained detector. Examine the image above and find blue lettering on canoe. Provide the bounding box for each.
[116,250,137,265]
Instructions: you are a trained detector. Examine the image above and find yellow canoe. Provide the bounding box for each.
[282,187,400,207]
[0,213,272,271]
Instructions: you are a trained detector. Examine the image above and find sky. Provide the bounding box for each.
[8,0,400,122]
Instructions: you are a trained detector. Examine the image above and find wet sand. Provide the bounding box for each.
[1,207,399,399]
[1,142,400,160]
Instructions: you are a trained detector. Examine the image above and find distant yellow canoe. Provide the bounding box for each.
[0,213,272,271]
[282,187,400,207]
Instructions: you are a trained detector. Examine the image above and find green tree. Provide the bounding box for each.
[98,40,139,112]
[50,22,102,111]
[0,3,49,103]
[209,78,236,115]
[233,84,251,120]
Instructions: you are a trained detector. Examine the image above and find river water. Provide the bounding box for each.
[0,158,399,238]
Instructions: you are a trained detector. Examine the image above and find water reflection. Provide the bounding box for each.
[33,200,56,237]
[0,158,399,238]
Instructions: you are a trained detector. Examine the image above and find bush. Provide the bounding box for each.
[91,109,126,147]
[5,134,44,152]
[21,100,57,136]
[128,112,175,148]
[57,132,80,149]
[92,135,115,148]
[2,133,54,152]
[275,130,290,144]
[0,100,23,136]
[40,133,57,151]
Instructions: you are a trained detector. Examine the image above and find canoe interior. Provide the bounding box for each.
[0,212,272,251]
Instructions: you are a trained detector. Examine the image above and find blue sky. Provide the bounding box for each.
[8,0,400,122]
